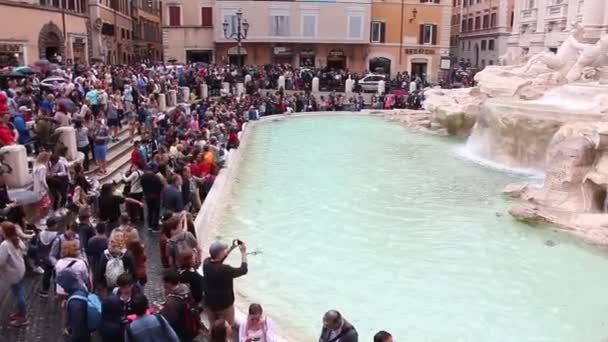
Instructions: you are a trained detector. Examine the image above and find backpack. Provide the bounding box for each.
[168,233,196,266]
[167,292,200,338]
[126,314,169,342]
[104,250,125,288]
[67,292,102,331]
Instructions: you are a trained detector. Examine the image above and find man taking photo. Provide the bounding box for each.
[203,239,248,328]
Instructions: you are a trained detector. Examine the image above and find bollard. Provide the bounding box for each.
[278,75,286,90]
[236,83,245,96]
[200,84,208,99]
[222,82,231,95]
[168,89,177,107]
[312,77,319,92]
[244,74,252,85]
[0,145,30,188]
[56,126,78,161]
[377,79,386,95]
[158,93,167,111]
[345,77,354,94]
[180,87,190,103]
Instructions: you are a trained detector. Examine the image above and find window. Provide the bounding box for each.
[419,24,437,45]
[467,18,473,31]
[474,16,480,30]
[482,15,489,28]
[481,59,486,67]
[270,15,290,36]
[68,0,75,10]
[527,0,534,9]
[549,47,557,53]
[481,40,487,50]
[121,28,125,39]
[488,39,495,50]
[302,15,317,37]
[489,60,494,65]
[348,15,363,39]
[462,20,467,32]
[201,7,212,27]
[461,41,465,50]
[467,41,471,50]
[168,6,181,26]
[370,21,385,43]
[224,15,237,36]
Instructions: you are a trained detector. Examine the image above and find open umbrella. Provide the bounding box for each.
[14,66,35,74]
[0,70,26,78]
[55,98,77,114]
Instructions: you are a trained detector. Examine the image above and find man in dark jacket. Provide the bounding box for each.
[202,240,248,327]
[141,164,163,231]
[56,270,90,342]
[318,310,358,342]
[160,270,196,342]
[161,174,184,214]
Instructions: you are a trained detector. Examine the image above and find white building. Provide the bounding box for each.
[508,0,608,55]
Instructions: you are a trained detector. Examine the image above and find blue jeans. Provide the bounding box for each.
[11,281,27,316]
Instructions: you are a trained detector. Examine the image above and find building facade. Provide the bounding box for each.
[457,0,514,69]
[89,0,134,64]
[368,0,451,81]
[162,0,215,64]
[508,0,608,55]
[132,0,162,63]
[0,0,90,66]
[214,0,371,72]
[450,0,463,57]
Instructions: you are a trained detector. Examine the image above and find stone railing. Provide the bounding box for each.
[545,3,568,20]
[521,8,538,23]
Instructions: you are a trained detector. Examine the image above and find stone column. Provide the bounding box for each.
[236,83,244,96]
[180,86,190,103]
[278,75,286,90]
[56,126,77,161]
[312,77,320,92]
[168,89,177,107]
[200,84,208,99]
[158,93,167,111]
[0,145,30,188]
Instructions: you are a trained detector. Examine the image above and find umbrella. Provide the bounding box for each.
[14,66,35,74]
[55,98,77,114]
[0,70,26,78]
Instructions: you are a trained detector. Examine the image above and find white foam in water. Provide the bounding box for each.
[454,145,545,180]
[527,95,596,111]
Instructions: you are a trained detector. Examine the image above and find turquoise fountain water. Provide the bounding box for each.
[217,114,608,342]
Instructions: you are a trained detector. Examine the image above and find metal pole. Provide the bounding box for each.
[237,13,242,68]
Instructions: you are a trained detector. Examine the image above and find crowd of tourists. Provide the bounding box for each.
[0,61,404,342]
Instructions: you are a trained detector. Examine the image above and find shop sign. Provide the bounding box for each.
[300,48,315,57]
[404,48,435,55]
[0,44,23,53]
[273,46,292,56]
[328,49,345,58]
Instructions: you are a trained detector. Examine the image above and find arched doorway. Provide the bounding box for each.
[369,57,391,75]
[474,43,480,68]
[38,22,65,62]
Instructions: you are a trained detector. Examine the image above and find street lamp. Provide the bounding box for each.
[223,8,249,67]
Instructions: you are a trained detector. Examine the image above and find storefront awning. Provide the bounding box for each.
[227,46,247,56]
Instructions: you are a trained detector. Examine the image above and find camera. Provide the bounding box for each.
[232,239,243,247]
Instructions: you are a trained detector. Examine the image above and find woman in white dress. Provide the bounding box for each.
[239,303,275,342]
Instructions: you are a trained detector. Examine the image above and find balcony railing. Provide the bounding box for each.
[521,8,538,23]
[546,4,567,19]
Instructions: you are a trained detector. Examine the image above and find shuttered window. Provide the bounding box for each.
[370,21,386,43]
[168,6,181,26]
[419,24,437,45]
[201,7,213,27]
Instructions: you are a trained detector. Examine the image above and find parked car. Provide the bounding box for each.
[356,74,387,92]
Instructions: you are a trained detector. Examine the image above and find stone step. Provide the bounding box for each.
[84,129,139,177]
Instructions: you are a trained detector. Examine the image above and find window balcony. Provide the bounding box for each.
[520,8,538,23]
[545,3,567,20]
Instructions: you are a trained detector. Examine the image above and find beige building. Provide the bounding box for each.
[213,0,371,71]
[0,0,89,66]
[89,0,134,64]
[508,0,608,55]
[162,0,215,63]
[132,0,162,63]
[368,0,452,81]
[457,0,514,68]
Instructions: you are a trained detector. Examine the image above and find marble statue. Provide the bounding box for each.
[566,33,608,82]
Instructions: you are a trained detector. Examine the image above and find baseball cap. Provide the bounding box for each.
[209,241,228,259]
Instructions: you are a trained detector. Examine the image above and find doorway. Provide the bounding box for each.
[186,50,213,63]
[411,62,427,78]
[228,55,246,66]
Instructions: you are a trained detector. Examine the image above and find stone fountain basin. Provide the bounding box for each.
[467,98,604,170]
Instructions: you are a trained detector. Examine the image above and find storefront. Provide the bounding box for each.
[299,48,315,67]
[186,49,213,63]
[326,49,346,70]
[71,36,87,65]
[273,46,293,65]
[0,43,25,67]
[404,48,436,78]
[227,46,247,66]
